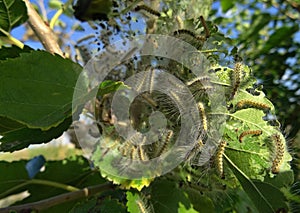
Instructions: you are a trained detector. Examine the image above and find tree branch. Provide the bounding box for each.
[0,183,114,213]
[23,0,63,56]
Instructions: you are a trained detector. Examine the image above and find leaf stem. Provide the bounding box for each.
[0,28,24,49]
[0,179,79,199]
[49,0,73,29]
[0,183,114,212]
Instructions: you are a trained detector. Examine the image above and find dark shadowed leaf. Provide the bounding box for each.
[0,0,28,34]
[0,50,83,130]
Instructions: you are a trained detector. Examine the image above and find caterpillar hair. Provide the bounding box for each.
[130,145,138,160]
[238,130,262,143]
[156,130,173,157]
[231,60,243,99]
[136,196,154,213]
[199,16,210,38]
[137,145,149,161]
[148,68,155,94]
[216,140,227,178]
[134,5,161,17]
[173,29,206,42]
[197,102,208,132]
[236,99,271,111]
[136,72,149,93]
[184,139,204,163]
[186,76,211,87]
[272,133,285,174]
[174,29,197,38]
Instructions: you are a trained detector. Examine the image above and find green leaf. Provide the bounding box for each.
[261,25,299,54]
[0,117,72,152]
[239,13,271,43]
[150,179,197,212]
[224,154,288,213]
[0,50,83,130]
[0,116,25,134]
[0,45,32,60]
[220,0,234,12]
[0,0,28,34]
[70,197,127,213]
[0,156,106,205]
[97,80,128,97]
[48,0,63,9]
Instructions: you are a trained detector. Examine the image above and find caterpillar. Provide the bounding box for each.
[134,5,161,17]
[185,139,204,163]
[236,99,271,111]
[186,76,211,87]
[272,133,285,174]
[156,130,173,157]
[148,68,155,94]
[173,29,206,42]
[238,130,262,142]
[136,196,154,213]
[231,60,243,99]
[174,29,197,38]
[216,140,227,178]
[137,145,149,161]
[197,102,208,132]
[136,72,150,93]
[199,16,210,38]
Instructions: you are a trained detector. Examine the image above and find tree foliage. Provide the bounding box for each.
[0,0,299,212]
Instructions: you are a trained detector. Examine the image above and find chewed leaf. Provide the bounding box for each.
[99,169,152,191]
[224,154,289,213]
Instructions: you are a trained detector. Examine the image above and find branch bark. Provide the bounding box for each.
[0,183,114,213]
[23,0,64,56]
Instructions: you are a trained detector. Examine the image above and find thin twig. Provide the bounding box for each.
[23,0,63,56]
[0,183,114,212]
[49,0,73,29]
[38,0,48,22]
[0,28,24,48]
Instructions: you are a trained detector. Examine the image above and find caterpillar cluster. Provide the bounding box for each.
[271,133,285,174]
[215,140,227,178]
[118,130,174,161]
[134,5,161,17]
[236,99,271,111]
[238,130,262,143]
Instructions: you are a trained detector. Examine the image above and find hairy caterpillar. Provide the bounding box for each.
[199,16,210,38]
[184,139,204,163]
[186,76,211,87]
[238,130,262,142]
[197,102,208,132]
[156,130,173,156]
[236,99,271,111]
[149,68,155,94]
[272,133,285,174]
[174,29,197,38]
[173,29,206,42]
[137,145,149,161]
[216,140,227,178]
[231,59,243,99]
[134,5,161,17]
[136,196,154,213]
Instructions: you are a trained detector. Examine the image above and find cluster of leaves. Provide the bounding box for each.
[0,0,298,212]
